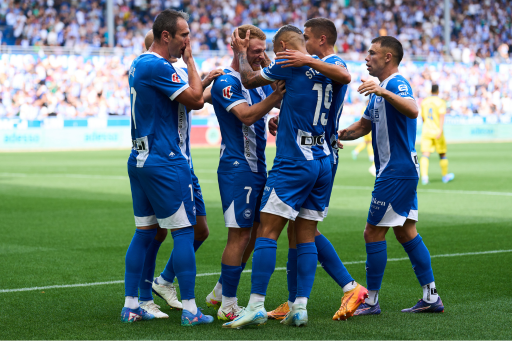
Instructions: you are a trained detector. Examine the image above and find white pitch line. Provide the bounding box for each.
[333,185,512,197]
[1,249,511,294]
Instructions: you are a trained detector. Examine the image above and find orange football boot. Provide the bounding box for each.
[332,283,369,321]
[267,302,289,320]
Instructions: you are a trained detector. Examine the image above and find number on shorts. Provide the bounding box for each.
[244,186,252,204]
[189,184,193,201]
[312,83,332,126]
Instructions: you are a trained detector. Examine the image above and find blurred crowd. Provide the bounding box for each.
[1,52,511,120]
[1,0,512,61]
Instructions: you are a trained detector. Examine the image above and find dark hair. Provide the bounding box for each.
[273,25,303,44]
[304,18,337,45]
[432,84,439,94]
[153,9,189,40]
[371,36,404,65]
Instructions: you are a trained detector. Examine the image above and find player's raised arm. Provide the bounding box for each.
[174,43,204,110]
[275,49,351,84]
[358,79,418,119]
[231,28,274,89]
[229,80,285,126]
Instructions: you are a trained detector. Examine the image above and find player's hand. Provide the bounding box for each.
[261,52,272,68]
[337,129,347,148]
[268,116,279,136]
[275,49,313,68]
[358,79,386,97]
[202,69,225,89]
[231,28,250,55]
[182,41,193,64]
[274,80,286,98]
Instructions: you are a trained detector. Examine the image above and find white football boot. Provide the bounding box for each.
[139,301,169,318]
[152,279,183,310]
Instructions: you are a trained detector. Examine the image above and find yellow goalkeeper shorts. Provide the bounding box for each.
[420,134,447,154]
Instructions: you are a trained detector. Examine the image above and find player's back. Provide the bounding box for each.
[128,53,190,168]
[322,54,349,164]
[420,96,446,138]
[211,68,272,173]
[261,56,332,161]
[364,73,419,179]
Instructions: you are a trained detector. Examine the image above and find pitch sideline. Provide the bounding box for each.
[1,249,510,294]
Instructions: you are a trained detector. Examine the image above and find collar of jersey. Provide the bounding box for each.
[380,72,400,86]
[321,53,337,61]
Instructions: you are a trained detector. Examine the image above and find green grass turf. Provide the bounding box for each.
[0,143,511,340]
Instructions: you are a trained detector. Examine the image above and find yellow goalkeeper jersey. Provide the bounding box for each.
[421,96,446,138]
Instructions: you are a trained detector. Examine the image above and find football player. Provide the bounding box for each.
[266,18,368,321]
[419,84,454,185]
[122,10,214,326]
[338,36,444,315]
[204,24,285,321]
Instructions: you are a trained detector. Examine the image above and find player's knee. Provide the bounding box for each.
[193,216,209,241]
[155,227,168,242]
[364,224,387,243]
[392,224,417,244]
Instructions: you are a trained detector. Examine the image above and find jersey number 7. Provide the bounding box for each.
[130,87,137,129]
[312,83,332,126]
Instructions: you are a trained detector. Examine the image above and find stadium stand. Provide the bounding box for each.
[0,0,511,60]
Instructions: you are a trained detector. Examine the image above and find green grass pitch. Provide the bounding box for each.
[1,143,511,340]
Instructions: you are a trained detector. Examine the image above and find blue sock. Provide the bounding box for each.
[160,239,204,284]
[365,241,387,290]
[139,239,162,301]
[287,248,297,302]
[124,229,157,297]
[251,238,277,295]
[402,234,434,286]
[193,239,204,252]
[221,263,243,298]
[316,234,354,288]
[296,242,318,298]
[168,227,196,300]
[218,261,246,286]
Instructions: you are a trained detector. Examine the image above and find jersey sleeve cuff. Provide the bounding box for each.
[362,114,371,120]
[226,99,247,112]
[260,69,276,82]
[169,84,190,101]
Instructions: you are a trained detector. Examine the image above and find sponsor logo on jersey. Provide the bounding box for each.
[129,67,136,78]
[243,209,252,219]
[376,96,383,103]
[243,125,251,157]
[398,84,408,92]
[171,73,180,83]
[222,85,233,99]
[264,186,271,192]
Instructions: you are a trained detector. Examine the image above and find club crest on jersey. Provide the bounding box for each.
[171,73,180,83]
[243,209,252,219]
[222,86,233,99]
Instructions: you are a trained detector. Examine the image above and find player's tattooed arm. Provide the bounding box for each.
[337,117,372,148]
[231,28,274,89]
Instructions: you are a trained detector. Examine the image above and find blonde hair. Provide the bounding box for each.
[235,25,266,41]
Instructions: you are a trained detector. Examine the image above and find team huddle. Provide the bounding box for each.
[121,9,444,327]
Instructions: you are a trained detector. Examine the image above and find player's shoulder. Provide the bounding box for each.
[322,54,347,67]
[213,72,241,90]
[385,74,412,92]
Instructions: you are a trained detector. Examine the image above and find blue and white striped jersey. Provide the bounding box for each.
[211,67,273,173]
[363,73,420,179]
[261,56,332,161]
[322,54,349,165]
[127,52,190,168]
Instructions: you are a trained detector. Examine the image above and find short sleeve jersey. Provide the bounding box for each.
[322,54,349,164]
[211,67,273,173]
[261,56,332,161]
[128,52,190,168]
[362,73,419,179]
[420,96,446,139]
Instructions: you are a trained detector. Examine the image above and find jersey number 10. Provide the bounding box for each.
[312,83,332,126]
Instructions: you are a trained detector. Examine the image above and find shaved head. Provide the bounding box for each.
[272,25,305,53]
[144,29,154,51]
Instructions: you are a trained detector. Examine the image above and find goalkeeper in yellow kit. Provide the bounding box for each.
[419,84,454,185]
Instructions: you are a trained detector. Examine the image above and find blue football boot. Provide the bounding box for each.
[181,308,214,326]
[402,297,444,313]
[354,302,382,315]
[120,307,155,323]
